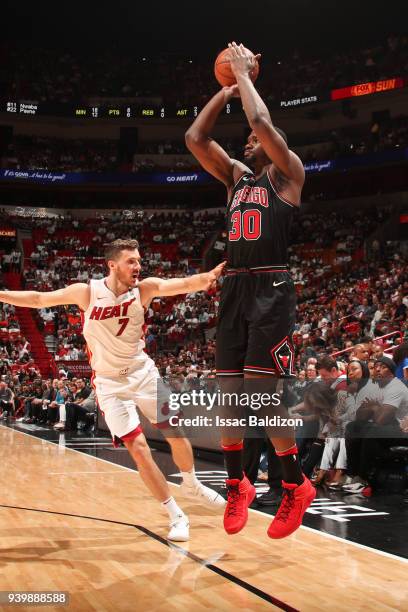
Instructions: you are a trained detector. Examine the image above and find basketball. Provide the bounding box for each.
[214,47,260,87]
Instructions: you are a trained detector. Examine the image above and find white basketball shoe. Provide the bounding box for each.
[180,482,226,510]
[167,514,190,542]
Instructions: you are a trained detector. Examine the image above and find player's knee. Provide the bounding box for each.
[126,435,151,461]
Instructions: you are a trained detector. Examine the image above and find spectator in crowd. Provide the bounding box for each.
[18,382,44,423]
[305,363,318,383]
[344,356,408,495]
[308,356,348,486]
[316,356,347,391]
[56,378,91,431]
[294,382,338,478]
[65,389,96,431]
[35,379,56,424]
[367,358,376,379]
[314,360,374,487]
[342,359,378,436]
[350,343,370,362]
[47,380,68,426]
[14,384,32,422]
[0,381,14,419]
[292,369,307,402]
[393,342,408,384]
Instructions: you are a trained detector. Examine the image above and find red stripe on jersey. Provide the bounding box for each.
[121,425,143,442]
[244,365,277,372]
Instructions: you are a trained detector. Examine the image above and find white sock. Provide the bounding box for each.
[181,468,200,488]
[161,497,184,521]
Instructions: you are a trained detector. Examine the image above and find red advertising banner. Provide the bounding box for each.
[400,214,408,224]
[331,78,404,101]
[57,360,92,377]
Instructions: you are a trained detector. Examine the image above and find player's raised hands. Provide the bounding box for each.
[228,42,261,79]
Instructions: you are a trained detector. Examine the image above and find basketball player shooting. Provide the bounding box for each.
[0,239,226,542]
[186,42,316,539]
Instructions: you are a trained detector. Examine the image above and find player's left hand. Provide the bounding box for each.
[223,84,240,99]
[227,42,261,78]
[204,261,226,291]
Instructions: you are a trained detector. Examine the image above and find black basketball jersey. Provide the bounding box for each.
[226,168,295,268]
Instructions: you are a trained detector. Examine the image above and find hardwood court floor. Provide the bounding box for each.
[0,426,407,612]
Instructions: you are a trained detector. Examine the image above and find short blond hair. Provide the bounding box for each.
[104,239,139,263]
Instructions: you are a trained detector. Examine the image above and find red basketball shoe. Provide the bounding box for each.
[224,475,256,535]
[267,477,316,539]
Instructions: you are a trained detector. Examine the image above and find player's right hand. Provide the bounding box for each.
[228,42,260,79]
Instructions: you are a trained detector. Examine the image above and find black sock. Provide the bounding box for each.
[276,445,304,485]
[302,440,325,479]
[223,443,244,480]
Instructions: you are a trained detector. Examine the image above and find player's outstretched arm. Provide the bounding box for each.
[185,87,246,188]
[139,262,226,305]
[0,283,90,311]
[228,42,304,185]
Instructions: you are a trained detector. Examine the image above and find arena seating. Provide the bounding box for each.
[1,204,406,495]
[1,116,407,174]
[2,34,407,103]
[1,207,406,380]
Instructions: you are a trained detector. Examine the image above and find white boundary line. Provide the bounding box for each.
[2,425,408,566]
[48,471,133,475]
[249,505,408,564]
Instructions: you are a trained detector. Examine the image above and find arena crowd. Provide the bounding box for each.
[0,203,407,499]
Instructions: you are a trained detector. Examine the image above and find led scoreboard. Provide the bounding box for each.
[2,76,406,119]
[2,101,231,119]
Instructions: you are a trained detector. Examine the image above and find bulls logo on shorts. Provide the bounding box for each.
[270,336,295,377]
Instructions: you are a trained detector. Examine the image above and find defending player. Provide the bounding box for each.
[186,42,315,538]
[0,239,225,542]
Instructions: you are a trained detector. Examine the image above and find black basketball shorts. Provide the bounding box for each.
[216,270,296,377]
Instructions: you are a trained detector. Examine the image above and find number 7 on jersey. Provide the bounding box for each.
[116,317,130,336]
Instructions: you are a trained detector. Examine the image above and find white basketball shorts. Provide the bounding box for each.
[93,356,171,442]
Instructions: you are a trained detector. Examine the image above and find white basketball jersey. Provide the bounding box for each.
[82,278,147,376]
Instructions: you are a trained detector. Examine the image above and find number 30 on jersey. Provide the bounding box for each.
[229,209,261,241]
